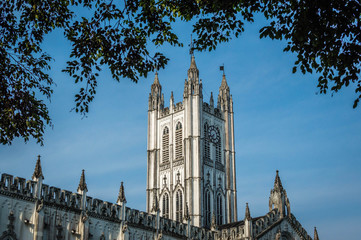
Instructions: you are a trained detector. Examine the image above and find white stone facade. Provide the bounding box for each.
[146,56,237,228]
[0,56,319,240]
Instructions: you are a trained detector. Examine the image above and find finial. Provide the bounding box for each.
[245,203,251,220]
[189,55,197,69]
[117,182,126,203]
[153,72,160,85]
[210,92,214,106]
[77,170,88,192]
[211,213,217,229]
[152,192,160,212]
[314,227,319,240]
[32,155,44,180]
[220,73,228,89]
[189,34,194,56]
[184,202,190,221]
[274,170,283,191]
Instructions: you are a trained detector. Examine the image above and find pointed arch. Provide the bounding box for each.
[175,122,183,159]
[175,189,183,222]
[162,127,169,162]
[162,193,169,218]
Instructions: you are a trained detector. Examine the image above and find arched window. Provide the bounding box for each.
[215,127,221,163]
[204,123,210,161]
[176,190,183,222]
[162,127,169,162]
[216,193,223,225]
[204,189,211,227]
[175,122,183,159]
[162,193,169,218]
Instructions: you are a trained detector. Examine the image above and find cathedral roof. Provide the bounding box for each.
[32,155,44,179]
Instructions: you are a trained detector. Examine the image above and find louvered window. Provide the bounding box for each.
[176,190,183,222]
[215,128,221,163]
[204,123,210,161]
[216,193,223,225]
[175,122,183,159]
[162,193,169,218]
[205,190,211,227]
[162,127,169,162]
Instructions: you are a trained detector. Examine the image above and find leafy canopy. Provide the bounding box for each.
[1,0,360,145]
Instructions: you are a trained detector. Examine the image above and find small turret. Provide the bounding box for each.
[151,193,160,213]
[170,91,174,107]
[32,155,44,180]
[149,72,163,110]
[32,155,44,199]
[269,170,291,217]
[117,182,127,204]
[210,92,214,108]
[245,203,251,220]
[184,55,202,98]
[187,55,199,82]
[77,169,88,193]
[314,227,320,240]
[244,203,253,239]
[218,74,231,111]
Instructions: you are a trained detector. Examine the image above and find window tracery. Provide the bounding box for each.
[162,127,169,162]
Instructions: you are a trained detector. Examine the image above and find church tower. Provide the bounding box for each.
[146,55,237,228]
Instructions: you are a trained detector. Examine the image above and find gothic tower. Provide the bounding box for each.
[146,55,237,227]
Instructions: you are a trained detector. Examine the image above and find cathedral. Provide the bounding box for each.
[0,55,319,240]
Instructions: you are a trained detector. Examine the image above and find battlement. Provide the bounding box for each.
[160,101,184,118]
[0,172,214,239]
[203,102,223,119]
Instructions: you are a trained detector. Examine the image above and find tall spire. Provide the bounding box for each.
[32,155,44,180]
[274,170,283,191]
[117,182,126,203]
[153,72,160,85]
[245,203,251,220]
[187,55,199,82]
[77,170,88,192]
[220,74,229,90]
[314,227,319,240]
[189,55,198,69]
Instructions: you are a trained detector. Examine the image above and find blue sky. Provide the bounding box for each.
[1,15,361,239]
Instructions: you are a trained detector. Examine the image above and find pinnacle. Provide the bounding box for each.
[152,193,159,212]
[245,203,251,220]
[220,74,228,89]
[314,227,319,240]
[189,55,198,69]
[77,169,88,192]
[274,170,283,191]
[117,182,126,203]
[153,72,160,85]
[32,155,44,180]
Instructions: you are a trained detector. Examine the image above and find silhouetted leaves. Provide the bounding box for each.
[1,0,360,145]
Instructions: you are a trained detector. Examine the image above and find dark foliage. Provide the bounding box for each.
[1,0,360,145]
